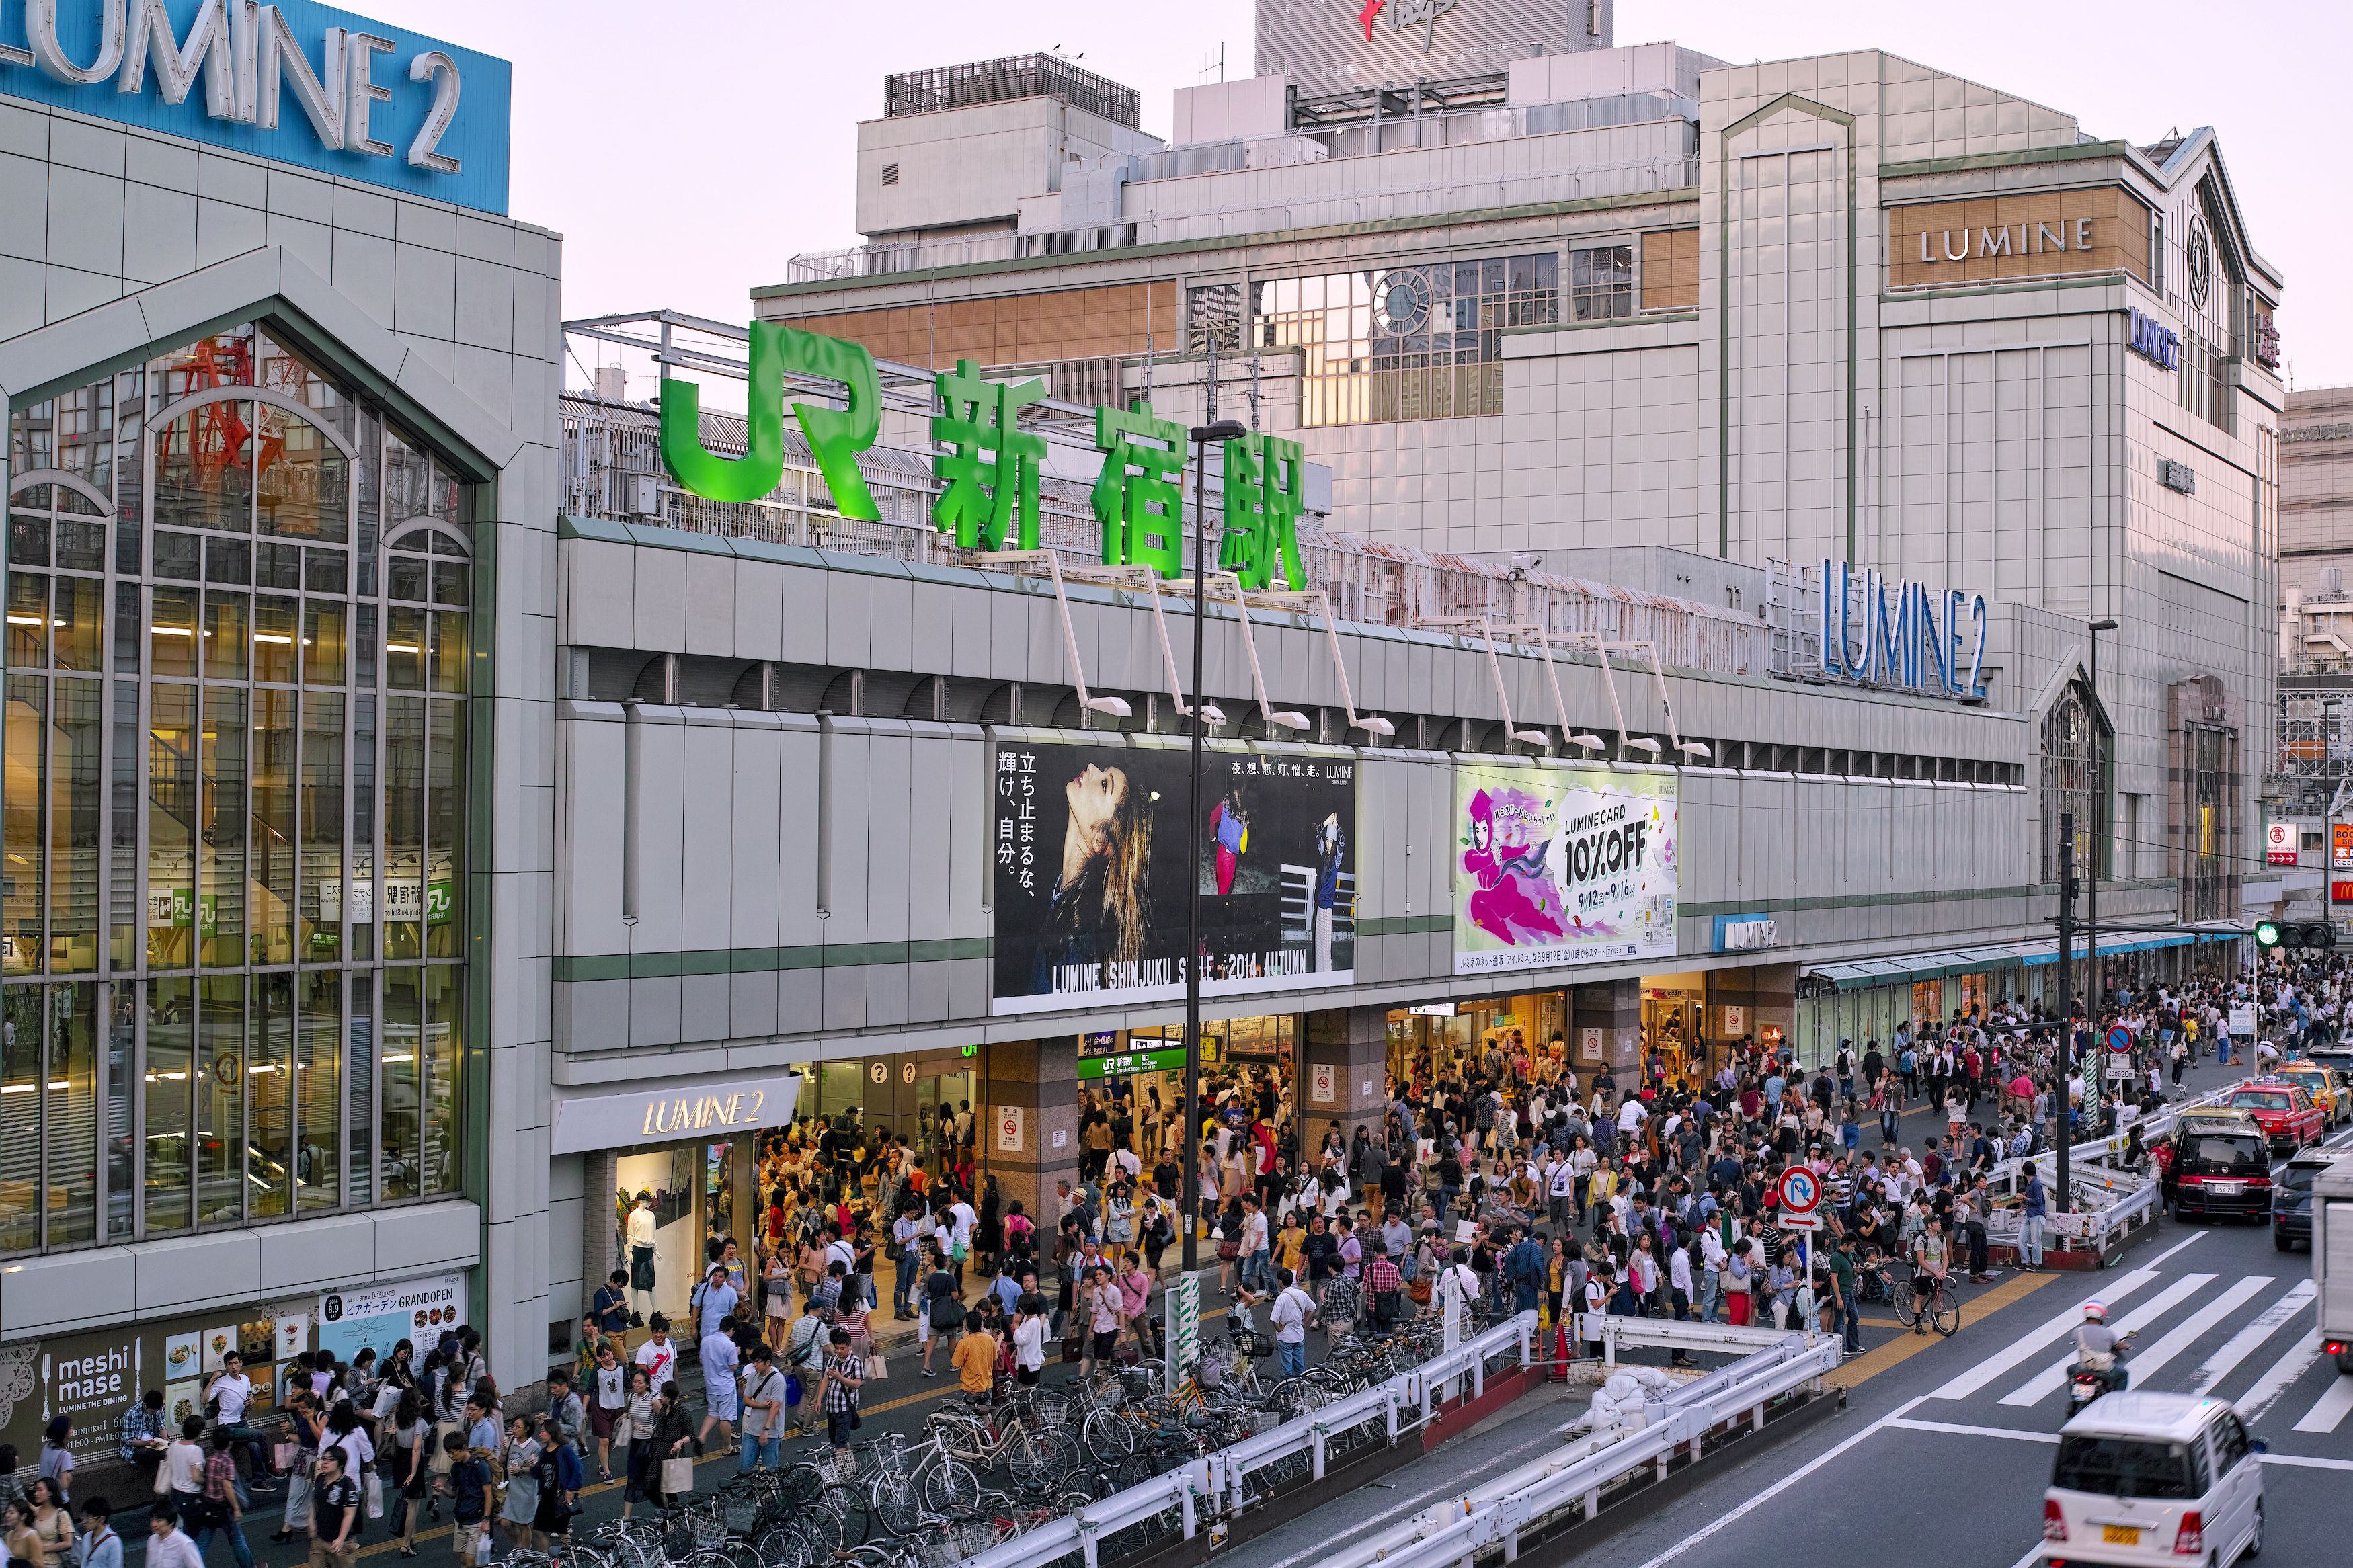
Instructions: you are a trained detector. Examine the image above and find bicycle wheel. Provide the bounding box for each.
[749,1527,810,1568]
[869,1472,924,1538]
[920,1455,979,1517]
[1890,1280,1919,1328]
[1080,1406,1136,1458]
[824,1485,871,1542]
[1006,1428,1068,1493]
[1930,1284,1961,1337]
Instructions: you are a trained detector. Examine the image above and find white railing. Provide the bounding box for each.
[1974,1083,2237,1251]
[955,1313,1538,1568]
[1309,1321,1839,1568]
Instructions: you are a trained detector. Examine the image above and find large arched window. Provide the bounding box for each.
[0,321,474,1255]
[2038,684,2108,886]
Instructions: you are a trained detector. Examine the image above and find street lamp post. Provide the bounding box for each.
[1179,417,1246,1274]
[2086,618,2116,1020]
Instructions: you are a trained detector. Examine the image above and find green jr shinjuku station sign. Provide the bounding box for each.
[658,328,1308,589]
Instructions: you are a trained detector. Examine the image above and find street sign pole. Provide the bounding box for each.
[1164,1270,1199,1399]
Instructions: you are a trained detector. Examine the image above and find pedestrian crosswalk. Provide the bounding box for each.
[1927,1262,2352,1436]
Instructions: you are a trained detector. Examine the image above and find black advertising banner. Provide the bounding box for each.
[992,741,1356,1014]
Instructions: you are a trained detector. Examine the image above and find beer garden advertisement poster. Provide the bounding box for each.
[992,741,1357,1013]
[1453,764,1679,974]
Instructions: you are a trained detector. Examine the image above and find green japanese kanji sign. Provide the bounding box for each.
[1220,430,1306,591]
[932,360,1046,550]
[1091,401,1188,579]
[424,881,454,927]
[660,323,882,519]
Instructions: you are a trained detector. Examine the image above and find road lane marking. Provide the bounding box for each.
[2237,1340,2321,1424]
[2290,1374,2353,1434]
[2257,1450,2353,1471]
[2187,1280,2313,1396]
[1929,1269,2158,1401]
[1624,1397,1928,1568]
[1830,1269,2057,1389]
[2145,1233,2208,1266]
[1997,1274,2215,1407]
[2098,1276,2273,1385]
[1889,1417,2058,1444]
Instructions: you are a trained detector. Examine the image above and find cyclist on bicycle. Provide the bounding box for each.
[1908,1216,1951,1337]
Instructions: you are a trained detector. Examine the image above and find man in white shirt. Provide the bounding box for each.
[147,1501,205,1568]
[202,1353,270,1487]
[1268,1269,1318,1380]
[696,1318,740,1454]
[633,1315,677,1390]
[1534,1155,1562,1229]
[1616,1096,1648,1139]
[891,1206,930,1321]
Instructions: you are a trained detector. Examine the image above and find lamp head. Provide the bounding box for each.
[1626,737,1663,755]
[1270,710,1312,731]
[1085,695,1133,718]
[1569,734,1606,751]
[1353,715,1397,737]
[1190,420,1247,443]
[1675,741,1712,759]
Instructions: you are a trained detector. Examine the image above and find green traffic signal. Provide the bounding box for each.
[2255,920,2282,948]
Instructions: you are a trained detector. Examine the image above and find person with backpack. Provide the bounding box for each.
[783,1305,828,1438]
[918,1255,966,1378]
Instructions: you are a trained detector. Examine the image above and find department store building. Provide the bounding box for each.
[0,0,2276,1485]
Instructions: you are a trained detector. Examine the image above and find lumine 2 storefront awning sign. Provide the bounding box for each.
[659,325,1310,591]
[0,1,512,212]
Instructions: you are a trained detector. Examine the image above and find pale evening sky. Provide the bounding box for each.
[383,0,2353,389]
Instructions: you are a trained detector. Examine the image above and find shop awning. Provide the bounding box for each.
[1802,929,2237,990]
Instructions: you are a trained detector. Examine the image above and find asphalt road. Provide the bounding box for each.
[1514,1078,2353,1568]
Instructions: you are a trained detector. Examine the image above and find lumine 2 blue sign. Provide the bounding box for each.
[0,0,510,213]
[1819,560,1989,700]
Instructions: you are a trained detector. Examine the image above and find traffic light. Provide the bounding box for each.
[2256,920,2282,948]
[2258,921,2337,950]
[2305,923,2338,951]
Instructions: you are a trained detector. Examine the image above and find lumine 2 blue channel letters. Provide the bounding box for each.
[1819,559,1989,700]
[0,0,510,213]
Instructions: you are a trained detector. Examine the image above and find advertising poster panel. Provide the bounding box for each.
[1453,764,1678,974]
[992,741,1355,1013]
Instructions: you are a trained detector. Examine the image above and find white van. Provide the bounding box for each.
[2042,1392,2265,1566]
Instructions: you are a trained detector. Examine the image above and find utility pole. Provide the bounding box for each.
[2055,810,2075,1215]
[1179,411,1246,1270]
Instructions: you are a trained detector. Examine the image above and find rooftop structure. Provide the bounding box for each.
[884,52,1141,128]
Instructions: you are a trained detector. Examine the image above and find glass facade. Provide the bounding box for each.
[2,321,471,1254]
[1252,254,1560,427]
[2038,686,2103,885]
[1568,244,1634,321]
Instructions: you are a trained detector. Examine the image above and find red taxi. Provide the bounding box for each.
[2222,1077,2325,1153]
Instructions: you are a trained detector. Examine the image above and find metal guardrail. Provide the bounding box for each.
[1971,1083,2236,1252]
[953,1314,1538,1568]
[1307,1321,1839,1568]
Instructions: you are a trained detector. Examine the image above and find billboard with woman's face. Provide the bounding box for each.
[992,741,1357,1014]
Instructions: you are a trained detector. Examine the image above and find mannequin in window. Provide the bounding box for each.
[627,1190,657,1327]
